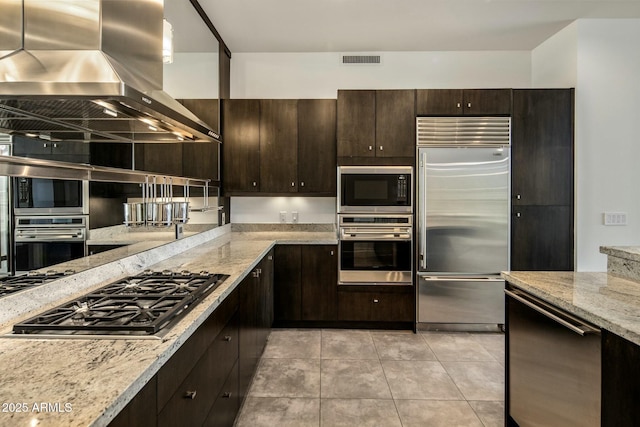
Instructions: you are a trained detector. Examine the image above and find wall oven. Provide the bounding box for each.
[338,166,412,213]
[14,178,89,215]
[14,216,87,273]
[338,214,413,285]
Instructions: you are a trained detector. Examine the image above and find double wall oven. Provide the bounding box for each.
[337,166,413,286]
[13,178,88,273]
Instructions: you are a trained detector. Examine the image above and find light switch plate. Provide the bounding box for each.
[292,211,298,223]
[603,212,628,226]
[279,211,287,223]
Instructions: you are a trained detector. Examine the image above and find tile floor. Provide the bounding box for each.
[235,329,505,427]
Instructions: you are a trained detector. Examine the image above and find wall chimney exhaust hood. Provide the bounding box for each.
[0,0,220,143]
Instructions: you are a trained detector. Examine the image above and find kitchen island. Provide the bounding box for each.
[0,224,337,427]
[502,246,640,427]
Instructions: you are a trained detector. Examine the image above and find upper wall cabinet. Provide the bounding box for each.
[337,89,415,164]
[222,99,261,193]
[222,99,336,196]
[416,89,512,116]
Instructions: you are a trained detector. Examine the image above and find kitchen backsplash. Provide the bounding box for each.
[230,197,336,224]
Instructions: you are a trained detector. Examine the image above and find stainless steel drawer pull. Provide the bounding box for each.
[184,390,197,399]
[223,392,232,398]
[224,335,232,342]
[505,289,600,336]
[373,299,379,303]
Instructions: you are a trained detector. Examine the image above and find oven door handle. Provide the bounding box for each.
[340,229,412,241]
[16,229,86,241]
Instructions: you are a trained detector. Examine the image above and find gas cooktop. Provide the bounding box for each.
[12,270,229,338]
[0,270,75,298]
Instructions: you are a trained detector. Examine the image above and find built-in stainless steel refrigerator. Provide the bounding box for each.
[416,117,510,330]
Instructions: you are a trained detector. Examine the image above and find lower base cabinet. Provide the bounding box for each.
[337,285,414,323]
[109,251,274,427]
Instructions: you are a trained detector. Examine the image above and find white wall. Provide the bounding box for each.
[164,52,219,98]
[229,50,531,223]
[531,23,577,88]
[231,51,531,99]
[533,19,640,271]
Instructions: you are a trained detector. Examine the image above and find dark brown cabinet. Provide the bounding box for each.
[108,376,157,427]
[222,99,261,193]
[511,89,574,271]
[238,250,274,403]
[337,285,413,323]
[416,89,511,116]
[602,330,640,427]
[274,244,338,324]
[298,99,337,194]
[223,99,336,195]
[13,135,90,163]
[139,144,184,176]
[259,99,298,193]
[337,89,415,163]
[337,90,376,158]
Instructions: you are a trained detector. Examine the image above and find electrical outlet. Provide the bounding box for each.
[603,212,628,226]
[279,211,287,223]
[292,211,298,223]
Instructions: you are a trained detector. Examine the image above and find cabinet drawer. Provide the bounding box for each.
[338,286,413,322]
[158,316,239,427]
[157,290,238,410]
[204,360,240,427]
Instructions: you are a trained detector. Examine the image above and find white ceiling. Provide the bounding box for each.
[165,0,640,54]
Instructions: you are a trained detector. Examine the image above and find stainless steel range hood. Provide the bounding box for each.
[0,0,220,143]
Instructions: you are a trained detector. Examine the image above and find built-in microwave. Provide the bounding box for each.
[13,178,89,215]
[337,166,413,213]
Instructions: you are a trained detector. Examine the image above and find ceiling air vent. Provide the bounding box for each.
[341,55,382,65]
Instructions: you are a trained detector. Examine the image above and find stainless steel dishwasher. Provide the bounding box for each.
[506,288,601,427]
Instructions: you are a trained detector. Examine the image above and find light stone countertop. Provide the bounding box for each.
[600,245,640,262]
[0,225,337,427]
[501,271,640,346]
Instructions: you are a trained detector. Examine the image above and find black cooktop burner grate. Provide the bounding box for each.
[12,271,229,336]
[0,270,75,298]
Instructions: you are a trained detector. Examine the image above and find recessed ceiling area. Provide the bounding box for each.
[172,0,640,53]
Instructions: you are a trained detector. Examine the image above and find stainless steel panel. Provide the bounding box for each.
[417,117,511,146]
[418,146,510,274]
[418,276,505,324]
[24,0,101,50]
[508,292,601,427]
[0,0,22,58]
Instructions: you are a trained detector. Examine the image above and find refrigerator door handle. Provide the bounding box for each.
[420,276,504,282]
[419,150,428,270]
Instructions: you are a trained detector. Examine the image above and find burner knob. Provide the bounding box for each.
[184,390,197,400]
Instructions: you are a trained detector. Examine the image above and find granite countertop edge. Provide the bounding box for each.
[501,271,640,346]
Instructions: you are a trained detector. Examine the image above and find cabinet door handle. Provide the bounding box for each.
[222,392,232,398]
[252,270,260,278]
[467,102,472,108]
[379,145,383,151]
[516,194,521,200]
[53,143,58,148]
[456,102,461,108]
[373,299,379,303]
[291,181,295,187]
[368,145,373,151]
[515,212,521,218]
[224,335,232,342]
[300,181,305,187]
[43,143,48,148]
[252,181,257,187]
[184,390,197,399]
[330,250,334,256]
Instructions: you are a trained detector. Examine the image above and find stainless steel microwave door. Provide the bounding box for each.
[418,147,510,274]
